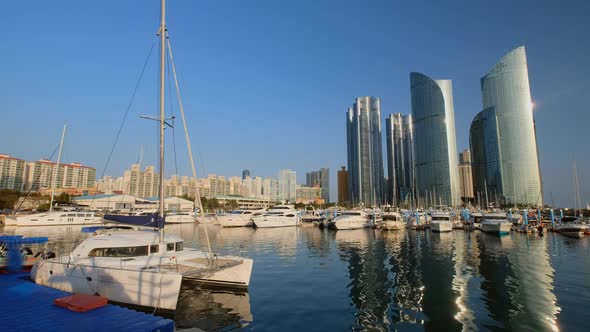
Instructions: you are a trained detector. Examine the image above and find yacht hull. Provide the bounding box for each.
[431,221,453,233]
[482,222,512,234]
[253,217,298,228]
[16,216,104,227]
[31,260,183,310]
[218,216,253,228]
[382,221,405,230]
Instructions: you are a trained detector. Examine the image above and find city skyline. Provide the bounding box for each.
[1,1,589,207]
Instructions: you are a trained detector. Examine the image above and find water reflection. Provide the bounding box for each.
[0,223,585,331]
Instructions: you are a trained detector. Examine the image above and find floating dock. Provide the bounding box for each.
[0,272,175,332]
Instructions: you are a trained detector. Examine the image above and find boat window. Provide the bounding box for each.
[60,214,67,217]
[150,245,159,253]
[343,212,361,216]
[286,214,295,217]
[67,214,76,217]
[175,242,183,251]
[244,211,252,214]
[89,246,149,257]
[230,211,244,214]
[167,243,174,251]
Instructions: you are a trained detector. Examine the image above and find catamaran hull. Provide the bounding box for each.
[482,222,512,234]
[183,257,253,290]
[31,260,183,310]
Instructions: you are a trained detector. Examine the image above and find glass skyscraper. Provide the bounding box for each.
[385,113,414,206]
[410,72,460,207]
[470,46,542,207]
[346,96,385,206]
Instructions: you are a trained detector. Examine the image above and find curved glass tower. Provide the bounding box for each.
[472,46,542,206]
[346,97,385,206]
[410,73,460,207]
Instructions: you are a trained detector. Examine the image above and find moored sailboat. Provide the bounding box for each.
[31,0,253,311]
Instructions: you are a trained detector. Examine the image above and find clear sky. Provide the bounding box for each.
[1,0,589,207]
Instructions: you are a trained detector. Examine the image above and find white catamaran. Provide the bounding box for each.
[32,0,253,311]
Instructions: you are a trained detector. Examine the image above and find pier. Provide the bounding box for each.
[0,271,175,332]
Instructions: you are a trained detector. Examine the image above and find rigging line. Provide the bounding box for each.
[166,41,179,178]
[167,34,212,259]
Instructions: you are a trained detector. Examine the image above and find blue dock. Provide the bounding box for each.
[0,272,175,332]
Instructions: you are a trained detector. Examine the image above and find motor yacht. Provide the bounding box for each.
[217,209,266,227]
[430,211,453,232]
[332,210,373,230]
[300,207,326,227]
[381,207,405,230]
[555,216,587,238]
[252,205,299,228]
[481,211,512,235]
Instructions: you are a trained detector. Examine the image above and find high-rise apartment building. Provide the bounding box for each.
[0,154,26,191]
[470,46,543,207]
[385,113,415,206]
[305,168,329,203]
[277,169,296,202]
[24,159,96,192]
[337,166,348,205]
[346,96,385,206]
[458,149,474,203]
[410,72,460,207]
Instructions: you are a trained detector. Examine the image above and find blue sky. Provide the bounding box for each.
[1,0,589,207]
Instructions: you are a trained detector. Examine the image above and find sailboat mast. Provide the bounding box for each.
[158,0,166,241]
[49,124,67,213]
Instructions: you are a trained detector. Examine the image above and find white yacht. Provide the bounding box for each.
[300,207,325,228]
[470,211,484,230]
[218,209,266,227]
[555,216,586,238]
[252,205,299,228]
[381,207,405,230]
[481,211,512,234]
[165,211,197,224]
[407,210,430,229]
[332,210,373,230]
[7,210,103,227]
[32,228,252,310]
[430,211,453,233]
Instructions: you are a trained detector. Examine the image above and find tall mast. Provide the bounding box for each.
[158,0,166,241]
[49,124,67,212]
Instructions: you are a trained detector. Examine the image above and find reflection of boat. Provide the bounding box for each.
[252,205,299,228]
[217,209,265,228]
[333,210,373,230]
[31,0,253,311]
[481,211,511,235]
[555,216,586,238]
[430,211,452,233]
[175,287,252,330]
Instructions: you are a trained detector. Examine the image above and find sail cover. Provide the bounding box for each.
[103,213,165,228]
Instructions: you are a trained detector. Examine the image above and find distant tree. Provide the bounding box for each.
[294,202,306,210]
[0,190,22,210]
[36,203,50,211]
[54,193,71,204]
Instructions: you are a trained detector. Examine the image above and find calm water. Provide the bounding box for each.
[4,225,590,332]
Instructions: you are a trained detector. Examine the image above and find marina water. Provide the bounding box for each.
[4,225,589,331]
